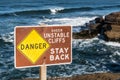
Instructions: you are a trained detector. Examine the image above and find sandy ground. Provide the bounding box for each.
[12,73,120,80]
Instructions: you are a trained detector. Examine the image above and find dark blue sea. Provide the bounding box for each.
[0,0,120,79]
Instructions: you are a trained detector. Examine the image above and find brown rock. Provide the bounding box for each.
[105,25,120,41]
[105,31,120,39]
[104,12,120,41]
[73,12,120,42]
[95,17,104,23]
[90,23,101,30]
[73,30,98,39]
[21,73,120,80]
[111,25,120,31]
[73,30,90,39]
[105,12,120,25]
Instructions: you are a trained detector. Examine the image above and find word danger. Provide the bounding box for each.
[20,43,47,50]
[50,47,69,61]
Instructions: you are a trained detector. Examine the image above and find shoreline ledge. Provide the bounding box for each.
[15,73,120,80]
[73,12,120,42]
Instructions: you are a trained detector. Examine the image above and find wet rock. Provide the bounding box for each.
[95,16,104,23]
[73,12,120,42]
[105,12,120,25]
[73,30,98,39]
[105,25,120,42]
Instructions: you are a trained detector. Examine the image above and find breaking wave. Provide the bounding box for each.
[0,32,14,45]
[1,4,120,16]
[39,17,96,26]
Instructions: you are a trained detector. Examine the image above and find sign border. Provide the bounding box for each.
[14,25,72,68]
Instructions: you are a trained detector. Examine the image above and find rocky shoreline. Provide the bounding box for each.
[17,73,120,80]
[73,12,120,42]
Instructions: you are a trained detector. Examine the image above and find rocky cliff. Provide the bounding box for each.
[73,12,120,42]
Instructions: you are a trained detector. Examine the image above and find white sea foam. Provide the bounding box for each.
[49,7,64,14]
[0,32,14,43]
[72,37,99,48]
[73,37,120,49]
[105,42,120,47]
[113,51,120,56]
[40,16,96,26]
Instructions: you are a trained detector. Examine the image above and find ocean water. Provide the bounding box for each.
[0,0,120,79]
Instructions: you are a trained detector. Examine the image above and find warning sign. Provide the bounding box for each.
[14,26,72,68]
[17,30,50,64]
